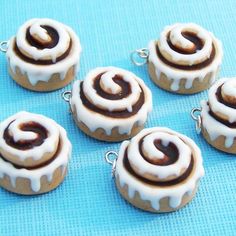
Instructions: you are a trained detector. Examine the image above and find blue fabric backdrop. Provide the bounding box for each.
[0,0,235,235]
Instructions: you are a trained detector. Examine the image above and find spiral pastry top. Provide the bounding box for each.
[201,77,236,148]
[148,23,222,91]
[71,67,152,136]
[0,111,71,193]
[115,127,204,211]
[6,18,81,85]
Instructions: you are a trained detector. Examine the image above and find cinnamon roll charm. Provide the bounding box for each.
[2,18,81,91]
[192,77,236,154]
[131,23,223,94]
[0,111,71,195]
[105,127,204,213]
[62,67,152,142]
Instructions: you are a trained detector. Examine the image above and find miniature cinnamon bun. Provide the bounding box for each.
[200,78,236,153]
[114,127,204,212]
[148,23,222,94]
[0,111,71,195]
[6,18,81,91]
[70,67,152,142]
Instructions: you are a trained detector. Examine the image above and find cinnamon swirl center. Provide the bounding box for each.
[13,38,72,65]
[167,32,204,55]
[123,148,194,187]
[156,42,216,70]
[139,139,179,166]
[3,121,48,150]
[80,73,145,118]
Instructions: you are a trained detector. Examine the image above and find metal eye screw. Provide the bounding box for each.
[130,48,149,66]
[62,91,72,114]
[62,91,72,103]
[191,108,202,134]
[0,41,8,53]
[105,151,118,178]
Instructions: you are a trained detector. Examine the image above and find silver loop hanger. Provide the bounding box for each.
[104,151,118,178]
[0,41,8,53]
[130,48,149,66]
[191,108,202,134]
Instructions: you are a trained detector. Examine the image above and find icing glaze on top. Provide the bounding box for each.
[0,111,71,192]
[201,101,236,148]
[161,23,212,65]
[208,78,236,123]
[148,23,223,91]
[83,69,141,112]
[115,127,204,210]
[6,18,81,86]
[128,131,192,180]
[71,67,152,135]
[221,79,236,98]
[0,111,59,161]
[201,77,236,148]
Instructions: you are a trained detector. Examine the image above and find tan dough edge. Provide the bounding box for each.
[115,176,198,213]
[71,105,144,142]
[148,61,220,94]
[8,65,76,92]
[202,126,236,154]
[0,166,67,195]
[0,138,59,168]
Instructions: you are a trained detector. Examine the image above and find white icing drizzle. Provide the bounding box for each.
[148,23,223,91]
[6,18,81,86]
[201,101,235,147]
[162,23,213,65]
[0,111,59,161]
[115,127,204,211]
[100,71,122,94]
[71,67,152,136]
[83,68,142,112]
[128,131,192,180]
[201,78,236,148]
[208,78,236,123]
[0,111,71,192]
[221,80,236,97]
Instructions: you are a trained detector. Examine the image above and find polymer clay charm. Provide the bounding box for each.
[191,77,236,154]
[62,67,152,142]
[0,18,81,91]
[105,127,204,213]
[0,111,71,195]
[131,23,223,94]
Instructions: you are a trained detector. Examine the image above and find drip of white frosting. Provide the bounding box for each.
[6,18,81,86]
[128,131,191,180]
[0,111,71,192]
[201,100,236,148]
[208,78,236,123]
[148,23,223,91]
[0,111,60,161]
[115,127,204,211]
[71,67,152,136]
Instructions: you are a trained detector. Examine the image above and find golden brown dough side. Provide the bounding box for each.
[115,176,198,213]
[202,126,236,154]
[148,61,219,94]
[0,167,67,195]
[8,65,76,92]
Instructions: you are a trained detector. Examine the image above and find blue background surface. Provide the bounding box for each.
[0,0,236,235]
